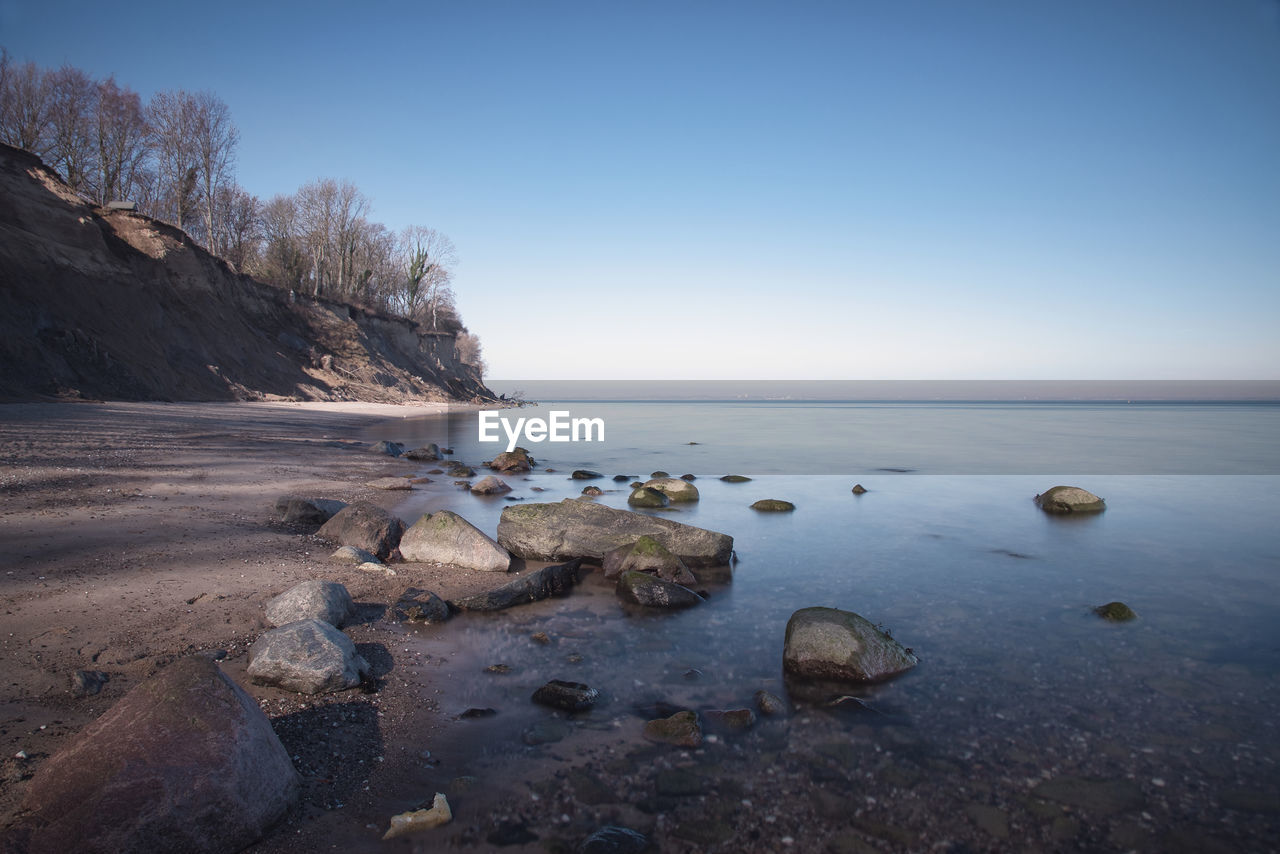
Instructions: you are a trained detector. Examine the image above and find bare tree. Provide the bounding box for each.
[147,90,202,231]
[455,330,486,377]
[190,91,238,253]
[395,225,457,329]
[252,194,307,289]
[43,65,97,192]
[213,183,260,272]
[0,57,51,154]
[295,178,368,297]
[93,76,148,204]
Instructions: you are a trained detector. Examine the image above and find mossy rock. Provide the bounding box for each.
[628,486,670,508]
[571,469,604,480]
[751,499,795,512]
[720,475,752,483]
[642,477,699,503]
[1093,601,1137,622]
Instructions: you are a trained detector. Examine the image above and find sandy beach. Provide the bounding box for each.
[0,400,511,848]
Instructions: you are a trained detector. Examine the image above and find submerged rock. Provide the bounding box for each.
[489,448,533,472]
[578,825,649,854]
[449,559,583,611]
[720,475,752,483]
[641,476,699,503]
[612,474,633,482]
[370,440,404,457]
[643,710,702,747]
[532,679,599,712]
[470,475,513,495]
[616,570,704,609]
[783,606,918,683]
[248,619,370,694]
[398,510,511,572]
[754,689,788,716]
[384,793,452,839]
[703,708,757,732]
[602,535,696,585]
[447,464,477,478]
[627,486,670,508]
[1093,601,1137,622]
[404,443,441,461]
[17,656,299,854]
[394,588,451,624]
[275,495,347,526]
[264,579,355,628]
[751,499,795,512]
[497,499,733,567]
[317,501,405,561]
[1035,485,1106,514]
[851,483,868,494]
[571,469,604,480]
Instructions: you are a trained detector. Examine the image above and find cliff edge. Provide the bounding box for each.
[0,143,495,403]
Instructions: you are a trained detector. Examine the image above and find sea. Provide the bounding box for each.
[357,381,1280,852]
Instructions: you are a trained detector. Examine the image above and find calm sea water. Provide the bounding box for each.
[360,387,1280,851]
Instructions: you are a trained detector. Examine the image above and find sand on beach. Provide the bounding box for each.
[0,400,506,845]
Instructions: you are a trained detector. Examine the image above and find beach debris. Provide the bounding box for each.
[366,476,413,490]
[383,793,452,839]
[18,657,299,853]
[470,475,513,495]
[641,476,700,503]
[264,579,354,628]
[275,495,348,525]
[404,443,441,461]
[627,486,670,508]
[602,536,696,585]
[784,607,918,683]
[643,710,703,748]
[394,588,451,623]
[571,469,604,479]
[751,499,795,512]
[448,559,583,611]
[248,619,370,694]
[70,669,109,698]
[1035,485,1106,514]
[754,689,788,716]
[330,545,380,565]
[1093,601,1137,621]
[317,501,405,561]
[399,510,512,572]
[532,679,600,711]
[369,440,404,457]
[498,499,733,566]
[616,570,704,609]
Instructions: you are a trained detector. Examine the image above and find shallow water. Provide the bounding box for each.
[358,405,1280,851]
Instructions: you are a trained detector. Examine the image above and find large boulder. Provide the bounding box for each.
[15,656,299,854]
[602,536,696,585]
[783,607,918,683]
[616,570,704,609]
[470,475,513,496]
[248,619,370,694]
[398,510,511,572]
[264,580,355,627]
[1035,485,1106,514]
[497,500,733,567]
[274,495,347,526]
[627,486,670,508]
[448,559,583,612]
[640,477,699,503]
[317,501,405,560]
[489,448,533,472]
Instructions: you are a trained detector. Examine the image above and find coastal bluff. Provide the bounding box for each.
[0,142,492,403]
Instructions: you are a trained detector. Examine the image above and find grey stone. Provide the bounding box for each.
[627,486,670,508]
[330,545,381,566]
[497,499,733,567]
[370,440,404,457]
[449,559,583,611]
[16,656,298,854]
[616,570,704,609]
[470,475,512,495]
[1035,485,1106,514]
[264,580,354,628]
[489,449,533,472]
[783,607,918,683]
[274,495,347,526]
[70,669,109,698]
[571,470,604,479]
[404,443,441,461]
[317,501,405,561]
[602,536,696,585]
[642,710,702,747]
[394,588,451,624]
[754,689,788,716]
[640,477,699,502]
[399,510,511,572]
[531,679,599,712]
[248,619,370,694]
[720,475,752,482]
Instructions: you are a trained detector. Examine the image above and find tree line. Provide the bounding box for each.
[0,47,483,371]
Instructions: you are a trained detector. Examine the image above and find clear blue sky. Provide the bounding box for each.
[4,0,1278,380]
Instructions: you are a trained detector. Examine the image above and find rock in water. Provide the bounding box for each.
[497,499,733,567]
[317,501,405,561]
[531,679,600,711]
[751,499,795,512]
[640,477,700,503]
[1035,485,1106,514]
[616,570,704,609]
[370,440,404,457]
[627,486,670,508]
[851,483,868,495]
[720,475,752,482]
[383,793,452,839]
[404,443,441,461]
[642,710,703,747]
[248,619,370,694]
[393,588,451,623]
[754,689,788,716]
[783,607,918,683]
[571,470,604,480]
[470,475,513,495]
[602,535,696,584]
[489,449,533,472]
[399,510,511,572]
[449,559,583,611]
[16,656,299,854]
[1093,601,1137,621]
[264,579,355,627]
[274,495,347,526]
